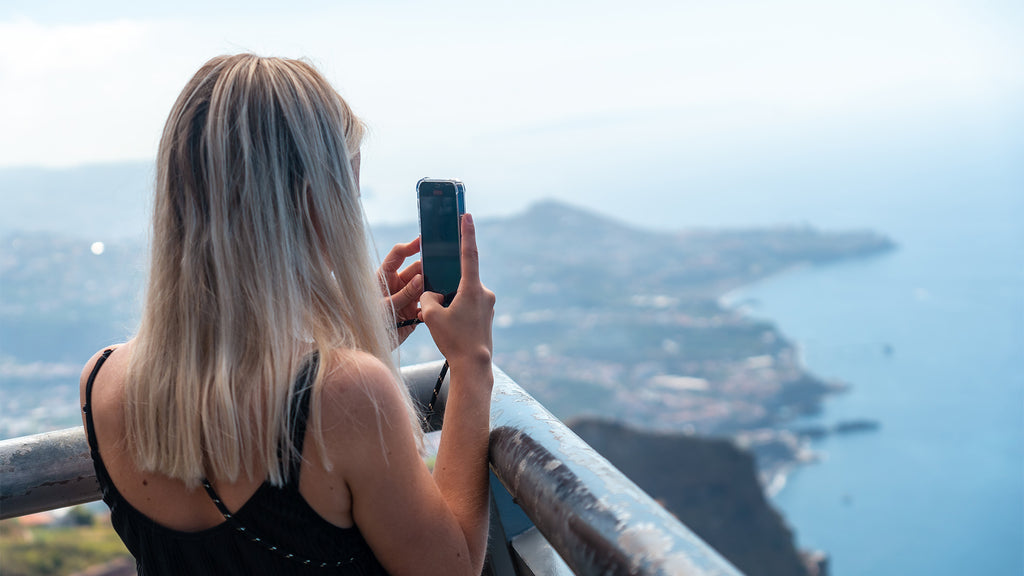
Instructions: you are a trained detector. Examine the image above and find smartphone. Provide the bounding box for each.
[417,178,465,306]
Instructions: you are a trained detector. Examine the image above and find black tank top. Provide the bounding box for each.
[83,349,389,575]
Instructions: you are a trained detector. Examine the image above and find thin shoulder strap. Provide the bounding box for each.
[82,348,115,454]
[286,353,317,482]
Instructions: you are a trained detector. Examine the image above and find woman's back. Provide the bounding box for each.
[82,343,389,574]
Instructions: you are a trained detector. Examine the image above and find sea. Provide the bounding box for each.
[723,182,1023,573]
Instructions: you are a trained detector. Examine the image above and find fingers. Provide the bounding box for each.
[397,260,422,285]
[388,274,423,312]
[458,213,480,287]
[380,236,419,284]
[419,290,444,319]
[383,237,421,269]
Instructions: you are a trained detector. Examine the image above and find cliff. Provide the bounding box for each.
[569,418,814,576]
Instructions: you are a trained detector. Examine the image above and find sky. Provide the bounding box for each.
[0,0,1021,229]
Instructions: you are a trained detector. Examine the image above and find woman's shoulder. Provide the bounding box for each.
[314,349,418,458]
[317,349,406,424]
[79,341,133,406]
[321,348,395,384]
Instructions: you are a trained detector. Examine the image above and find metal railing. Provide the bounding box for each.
[0,362,742,576]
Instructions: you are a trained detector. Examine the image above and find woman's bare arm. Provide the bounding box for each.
[419,213,495,572]
[329,214,495,576]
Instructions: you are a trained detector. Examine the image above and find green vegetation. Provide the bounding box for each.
[0,508,131,576]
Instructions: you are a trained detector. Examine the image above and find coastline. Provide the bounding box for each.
[720,258,890,503]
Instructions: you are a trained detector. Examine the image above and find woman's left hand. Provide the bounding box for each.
[378,237,424,345]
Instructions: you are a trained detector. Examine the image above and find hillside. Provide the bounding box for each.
[570,418,820,576]
[377,200,892,444]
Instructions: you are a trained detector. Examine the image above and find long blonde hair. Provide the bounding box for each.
[128,54,418,487]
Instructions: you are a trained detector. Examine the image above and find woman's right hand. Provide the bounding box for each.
[419,213,495,371]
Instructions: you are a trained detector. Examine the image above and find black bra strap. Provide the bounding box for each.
[200,479,236,518]
[200,477,353,568]
[82,348,115,454]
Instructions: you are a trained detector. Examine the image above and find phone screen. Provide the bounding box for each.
[418,180,463,303]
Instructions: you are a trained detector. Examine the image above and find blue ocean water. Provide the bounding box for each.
[730,196,1023,574]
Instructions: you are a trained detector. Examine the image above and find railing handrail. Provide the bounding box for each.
[486,364,741,576]
[0,427,98,519]
[0,362,742,576]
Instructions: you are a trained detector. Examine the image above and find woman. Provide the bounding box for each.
[80,54,495,575]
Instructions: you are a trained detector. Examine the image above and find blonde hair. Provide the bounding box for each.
[128,54,418,487]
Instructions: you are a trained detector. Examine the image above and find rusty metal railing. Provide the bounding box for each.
[0,362,742,576]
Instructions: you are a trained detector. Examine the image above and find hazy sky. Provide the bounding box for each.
[1,0,1021,228]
